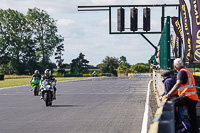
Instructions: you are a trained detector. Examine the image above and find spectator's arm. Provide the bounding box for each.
[168,80,182,96]
[162,80,182,101]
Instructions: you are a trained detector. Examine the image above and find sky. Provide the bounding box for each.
[0,0,191,66]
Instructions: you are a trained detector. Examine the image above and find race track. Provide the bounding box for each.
[0,77,151,133]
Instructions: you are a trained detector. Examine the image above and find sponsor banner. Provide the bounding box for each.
[179,0,193,62]
[174,36,179,58]
[170,34,175,56]
[171,17,183,43]
[189,0,200,63]
[196,0,200,20]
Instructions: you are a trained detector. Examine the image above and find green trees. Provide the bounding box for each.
[117,64,130,75]
[117,62,150,75]
[27,8,64,69]
[97,56,150,76]
[97,56,119,76]
[117,56,150,75]
[0,7,152,76]
[0,10,11,74]
[70,53,89,74]
[0,9,29,74]
[117,56,131,75]
[0,8,63,74]
[55,43,65,74]
[119,56,127,64]
[130,63,150,73]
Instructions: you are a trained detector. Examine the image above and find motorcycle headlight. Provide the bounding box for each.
[47,85,51,88]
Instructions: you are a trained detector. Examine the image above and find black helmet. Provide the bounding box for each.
[34,70,39,75]
[44,69,51,77]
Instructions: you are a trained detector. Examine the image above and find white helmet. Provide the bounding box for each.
[34,70,39,75]
[44,69,51,77]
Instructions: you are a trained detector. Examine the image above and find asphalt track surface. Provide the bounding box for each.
[0,77,151,133]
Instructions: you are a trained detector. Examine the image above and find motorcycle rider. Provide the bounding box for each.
[92,71,97,77]
[40,69,57,99]
[30,70,41,91]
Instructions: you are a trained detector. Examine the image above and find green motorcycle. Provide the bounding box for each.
[31,77,40,96]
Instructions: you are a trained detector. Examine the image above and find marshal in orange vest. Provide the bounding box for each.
[177,68,199,101]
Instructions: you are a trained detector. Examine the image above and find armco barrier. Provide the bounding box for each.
[82,74,92,77]
[63,73,113,77]
[0,75,4,80]
[64,74,83,77]
[128,73,151,77]
[148,100,175,133]
[4,75,32,79]
[53,75,64,77]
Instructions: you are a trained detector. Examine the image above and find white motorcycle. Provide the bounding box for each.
[40,79,56,106]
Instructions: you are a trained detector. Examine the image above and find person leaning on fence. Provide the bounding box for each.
[160,70,188,127]
[160,70,177,101]
[162,58,199,133]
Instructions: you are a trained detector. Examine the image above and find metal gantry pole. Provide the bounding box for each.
[78,4,180,61]
[109,7,112,34]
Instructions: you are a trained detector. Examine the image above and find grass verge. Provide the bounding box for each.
[0,77,89,88]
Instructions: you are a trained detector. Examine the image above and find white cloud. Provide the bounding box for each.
[98,19,109,25]
[91,0,116,5]
[57,19,74,26]
[1,0,189,66]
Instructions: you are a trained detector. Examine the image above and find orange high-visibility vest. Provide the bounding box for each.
[177,68,199,101]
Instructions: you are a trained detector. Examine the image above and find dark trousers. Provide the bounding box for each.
[174,95,198,133]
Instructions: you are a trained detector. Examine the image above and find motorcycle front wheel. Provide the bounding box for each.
[34,87,37,96]
[44,93,49,106]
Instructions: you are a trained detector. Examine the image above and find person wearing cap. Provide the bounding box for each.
[162,58,199,133]
[160,70,176,101]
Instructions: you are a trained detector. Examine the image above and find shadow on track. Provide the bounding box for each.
[50,105,82,107]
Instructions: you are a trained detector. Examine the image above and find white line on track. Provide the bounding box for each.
[141,79,152,133]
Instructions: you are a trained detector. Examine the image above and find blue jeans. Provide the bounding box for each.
[175,96,197,133]
[178,105,185,121]
[178,106,190,129]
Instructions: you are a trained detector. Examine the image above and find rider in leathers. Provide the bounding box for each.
[30,70,41,82]
[30,70,41,91]
[40,69,57,99]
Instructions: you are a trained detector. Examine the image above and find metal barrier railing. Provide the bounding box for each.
[148,100,175,133]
